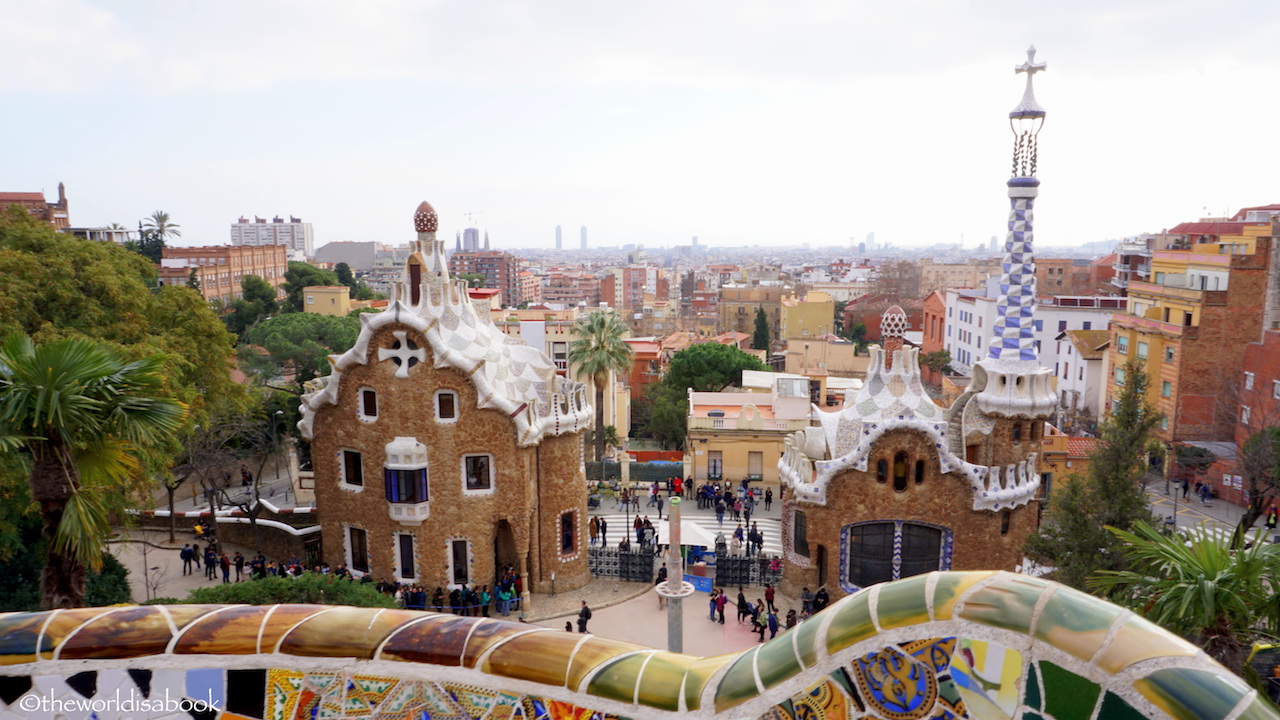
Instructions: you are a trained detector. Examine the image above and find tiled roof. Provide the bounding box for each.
[1167,221,1249,235]
[1066,330,1111,360]
[1066,437,1099,458]
[0,192,46,202]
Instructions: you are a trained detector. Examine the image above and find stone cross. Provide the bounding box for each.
[378,331,426,378]
[1015,45,1046,87]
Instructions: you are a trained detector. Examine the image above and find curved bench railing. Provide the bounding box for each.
[0,571,1274,720]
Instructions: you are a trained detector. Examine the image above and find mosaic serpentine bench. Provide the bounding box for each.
[1,571,1275,720]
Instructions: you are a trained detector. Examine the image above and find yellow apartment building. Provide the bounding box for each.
[303,285,351,316]
[780,291,836,339]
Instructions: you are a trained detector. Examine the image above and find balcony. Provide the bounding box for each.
[1112,312,1194,339]
[688,416,810,432]
[1127,280,1204,302]
[388,501,429,526]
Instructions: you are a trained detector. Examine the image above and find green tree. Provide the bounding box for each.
[135,230,165,264]
[224,275,279,338]
[458,272,486,288]
[282,262,340,312]
[187,267,201,293]
[666,342,769,392]
[640,344,770,450]
[568,311,634,466]
[185,573,397,607]
[142,210,181,242]
[1235,426,1280,538]
[752,307,771,350]
[920,349,952,375]
[845,321,868,348]
[0,334,185,608]
[1090,521,1280,675]
[241,313,361,384]
[334,262,355,287]
[1025,358,1161,590]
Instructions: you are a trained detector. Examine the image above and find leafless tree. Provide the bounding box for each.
[1196,368,1280,538]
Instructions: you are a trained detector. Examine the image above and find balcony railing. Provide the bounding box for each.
[688,416,810,432]
[1112,313,1188,337]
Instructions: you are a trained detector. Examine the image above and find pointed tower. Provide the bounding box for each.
[483,230,490,251]
[967,46,1056,462]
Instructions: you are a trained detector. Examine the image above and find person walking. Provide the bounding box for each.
[767,609,780,639]
[764,488,773,511]
[655,566,668,610]
[764,584,776,613]
[180,544,194,576]
[715,498,726,526]
[656,494,664,520]
[1266,505,1278,532]
[577,601,592,633]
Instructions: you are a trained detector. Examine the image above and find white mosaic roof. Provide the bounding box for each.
[298,204,592,447]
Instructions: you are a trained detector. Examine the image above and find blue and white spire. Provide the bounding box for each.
[974,47,1057,418]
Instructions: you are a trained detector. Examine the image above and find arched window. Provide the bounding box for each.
[1012,422,1022,442]
[876,459,887,483]
[893,452,908,492]
[914,460,925,485]
[1000,510,1011,536]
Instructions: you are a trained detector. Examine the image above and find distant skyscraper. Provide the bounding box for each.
[483,231,490,251]
[231,215,314,256]
[556,225,562,250]
[692,236,698,247]
[580,225,587,250]
[858,242,866,254]
[865,232,876,250]
[990,235,999,254]
[462,227,481,252]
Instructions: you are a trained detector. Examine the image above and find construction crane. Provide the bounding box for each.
[463,211,483,226]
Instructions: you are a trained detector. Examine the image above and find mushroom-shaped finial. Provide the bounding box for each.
[413,201,438,233]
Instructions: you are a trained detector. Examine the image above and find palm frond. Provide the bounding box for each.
[52,487,111,572]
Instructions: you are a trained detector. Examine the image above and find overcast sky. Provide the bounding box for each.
[2,1,1277,251]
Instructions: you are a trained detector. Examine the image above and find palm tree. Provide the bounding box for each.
[1089,521,1280,674]
[568,311,633,468]
[142,210,181,241]
[0,334,185,608]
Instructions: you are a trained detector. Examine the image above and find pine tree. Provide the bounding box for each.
[751,306,770,350]
[1024,358,1161,591]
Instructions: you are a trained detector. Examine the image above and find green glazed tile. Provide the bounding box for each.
[957,574,1048,633]
[1037,662,1099,719]
[568,636,654,692]
[713,646,762,712]
[757,634,802,689]
[829,666,857,703]
[635,652,696,711]
[1023,662,1041,711]
[876,574,931,630]
[932,571,996,620]
[683,654,734,711]
[482,629,580,687]
[588,652,650,705]
[1033,588,1122,662]
[1095,614,1200,674]
[278,607,421,659]
[1097,690,1150,720]
[793,614,820,668]
[825,590,876,654]
[1021,713,1044,720]
[1234,696,1280,720]
[1134,667,1252,720]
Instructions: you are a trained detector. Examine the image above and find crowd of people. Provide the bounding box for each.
[704,583,831,642]
[397,566,525,616]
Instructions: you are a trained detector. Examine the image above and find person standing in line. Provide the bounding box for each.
[577,601,592,633]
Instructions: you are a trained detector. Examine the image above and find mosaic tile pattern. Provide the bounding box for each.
[988,179,1040,362]
[0,572,1274,720]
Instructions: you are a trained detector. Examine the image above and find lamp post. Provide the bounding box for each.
[655,497,695,652]
[272,410,286,502]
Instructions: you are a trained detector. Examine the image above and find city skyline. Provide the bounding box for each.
[2,2,1277,250]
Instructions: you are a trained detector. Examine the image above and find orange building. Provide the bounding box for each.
[0,183,69,230]
[158,244,288,304]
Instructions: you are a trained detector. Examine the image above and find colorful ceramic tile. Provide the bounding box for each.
[441,681,501,717]
[278,607,420,659]
[875,574,932,630]
[791,677,851,720]
[460,621,550,670]
[825,590,877,654]
[588,652,653,706]
[174,606,280,655]
[955,575,1048,634]
[756,633,803,690]
[931,572,995,622]
[1134,667,1252,720]
[1032,588,1122,663]
[1094,614,1201,674]
[482,627,580,687]
[948,639,1022,720]
[379,614,478,667]
[267,668,304,720]
[903,637,956,674]
[1036,662,1099,719]
[712,647,761,712]
[1096,690,1149,720]
[0,613,48,665]
[565,636,654,693]
[635,652,696,712]
[58,607,174,659]
[343,674,398,716]
[792,612,821,669]
[683,654,735,711]
[258,605,340,654]
[851,645,938,720]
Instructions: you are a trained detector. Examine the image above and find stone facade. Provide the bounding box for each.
[301,201,593,600]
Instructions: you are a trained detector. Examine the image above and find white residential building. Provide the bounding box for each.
[1054,329,1111,427]
[231,215,314,256]
[944,279,1125,377]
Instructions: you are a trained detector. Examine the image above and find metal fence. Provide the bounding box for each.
[587,546,659,582]
[714,552,784,588]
